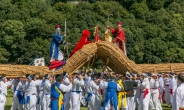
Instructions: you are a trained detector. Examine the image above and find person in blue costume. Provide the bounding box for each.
[49,25,67,70]
[50,74,72,110]
[49,25,66,60]
[100,74,122,110]
[11,76,25,110]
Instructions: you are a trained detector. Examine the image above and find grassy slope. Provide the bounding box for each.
[5,89,171,110]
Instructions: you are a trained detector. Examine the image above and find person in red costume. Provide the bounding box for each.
[69,30,92,58]
[108,22,127,55]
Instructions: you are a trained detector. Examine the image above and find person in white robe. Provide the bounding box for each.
[172,72,184,110]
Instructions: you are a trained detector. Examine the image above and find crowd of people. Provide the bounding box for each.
[0,70,183,110]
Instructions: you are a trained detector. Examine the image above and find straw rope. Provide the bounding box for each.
[2,41,184,77]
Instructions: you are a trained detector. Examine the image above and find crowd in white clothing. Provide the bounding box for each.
[0,70,184,110]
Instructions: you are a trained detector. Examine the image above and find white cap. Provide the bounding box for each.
[142,73,147,77]
[152,73,157,76]
[126,71,132,79]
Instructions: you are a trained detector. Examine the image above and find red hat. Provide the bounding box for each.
[55,25,60,29]
[82,30,90,38]
[118,22,122,26]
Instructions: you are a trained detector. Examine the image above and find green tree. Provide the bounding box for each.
[0,47,10,63]
[129,2,149,19]
[0,20,26,61]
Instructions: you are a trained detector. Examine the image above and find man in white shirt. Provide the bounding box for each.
[169,72,177,107]
[37,74,45,110]
[63,72,72,110]
[158,73,164,103]
[43,74,52,110]
[172,72,184,110]
[138,73,151,110]
[149,73,162,110]
[163,73,170,106]
[70,71,84,110]
[11,76,25,110]
[24,74,39,110]
[0,75,7,110]
[85,71,101,110]
[132,73,141,110]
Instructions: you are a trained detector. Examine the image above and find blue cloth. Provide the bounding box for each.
[13,86,16,92]
[41,79,46,87]
[102,81,118,110]
[49,34,66,59]
[25,96,30,104]
[16,91,24,104]
[72,91,81,94]
[86,92,92,102]
[50,83,64,110]
[37,97,40,105]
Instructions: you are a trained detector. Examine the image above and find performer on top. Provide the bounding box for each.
[69,30,91,58]
[49,24,67,70]
[108,22,126,55]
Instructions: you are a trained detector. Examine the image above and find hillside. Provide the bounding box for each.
[0,0,184,69]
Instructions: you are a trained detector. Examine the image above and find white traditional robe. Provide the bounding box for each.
[172,83,184,110]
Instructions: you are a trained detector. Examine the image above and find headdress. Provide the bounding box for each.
[118,22,123,26]
[125,71,132,79]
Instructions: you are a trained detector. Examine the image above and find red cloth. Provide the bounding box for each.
[94,26,100,42]
[162,91,165,102]
[49,60,66,70]
[109,28,126,52]
[169,89,173,95]
[69,30,91,58]
[158,88,160,99]
[143,89,149,98]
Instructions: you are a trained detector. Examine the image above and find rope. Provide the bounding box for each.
[64,43,76,57]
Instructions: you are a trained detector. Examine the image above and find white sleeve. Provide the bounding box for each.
[91,81,99,90]
[141,80,146,89]
[74,79,84,86]
[34,80,39,88]
[161,79,164,88]
[0,82,2,92]
[45,81,51,91]
[99,81,108,89]
[172,79,177,95]
[172,88,180,110]
[63,78,70,85]
[155,80,159,88]
[117,84,122,91]
[59,83,72,92]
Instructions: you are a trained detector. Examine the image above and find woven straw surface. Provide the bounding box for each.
[0,65,53,78]
[1,41,184,77]
[97,41,141,74]
[55,43,97,75]
[138,63,184,74]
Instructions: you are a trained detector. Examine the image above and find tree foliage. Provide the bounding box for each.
[0,0,184,68]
